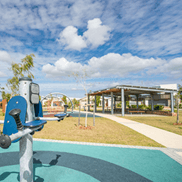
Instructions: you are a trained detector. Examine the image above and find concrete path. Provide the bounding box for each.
[85,111,182,149]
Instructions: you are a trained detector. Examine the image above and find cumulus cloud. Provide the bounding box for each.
[42,53,168,79]
[0,51,12,63]
[83,18,111,48]
[42,57,83,78]
[57,18,111,50]
[57,26,87,51]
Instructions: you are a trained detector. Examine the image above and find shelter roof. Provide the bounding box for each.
[88,85,178,96]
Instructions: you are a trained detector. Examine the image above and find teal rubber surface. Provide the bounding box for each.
[0,141,182,182]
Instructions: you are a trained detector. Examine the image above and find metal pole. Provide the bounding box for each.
[151,94,154,111]
[102,94,105,113]
[111,92,113,115]
[121,88,125,116]
[171,92,174,113]
[94,95,97,113]
[136,94,139,109]
[19,77,34,182]
[88,95,90,111]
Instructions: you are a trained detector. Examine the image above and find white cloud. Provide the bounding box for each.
[42,57,83,77]
[42,53,165,79]
[147,57,182,78]
[0,71,7,77]
[57,18,111,50]
[57,26,87,51]
[83,18,111,48]
[0,51,12,63]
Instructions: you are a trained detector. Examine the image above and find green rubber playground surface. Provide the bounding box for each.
[0,140,182,182]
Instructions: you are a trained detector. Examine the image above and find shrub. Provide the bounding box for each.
[147,105,151,111]
[179,104,182,108]
[139,104,147,110]
[126,101,130,108]
[154,105,164,110]
[117,102,121,107]
[131,105,137,108]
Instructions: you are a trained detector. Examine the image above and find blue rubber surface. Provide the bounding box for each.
[0,141,182,182]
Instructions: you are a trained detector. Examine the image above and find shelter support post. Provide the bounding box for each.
[102,94,105,113]
[94,95,97,112]
[125,96,127,110]
[136,94,139,109]
[171,92,174,113]
[114,97,116,110]
[88,95,90,111]
[121,88,125,116]
[151,94,154,111]
[111,92,114,114]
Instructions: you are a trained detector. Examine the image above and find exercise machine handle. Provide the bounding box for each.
[9,109,23,131]
[0,134,11,149]
[64,105,69,113]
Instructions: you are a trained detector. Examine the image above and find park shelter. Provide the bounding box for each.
[88,85,178,116]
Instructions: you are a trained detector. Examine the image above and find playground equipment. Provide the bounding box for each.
[0,77,73,182]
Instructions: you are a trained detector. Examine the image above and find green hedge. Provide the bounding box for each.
[154,105,164,110]
[146,105,164,111]
[138,104,147,110]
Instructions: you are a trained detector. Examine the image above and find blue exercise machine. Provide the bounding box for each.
[0,77,73,182]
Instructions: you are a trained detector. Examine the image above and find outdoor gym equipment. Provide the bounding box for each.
[0,77,73,182]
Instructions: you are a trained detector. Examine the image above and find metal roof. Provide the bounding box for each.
[88,85,177,96]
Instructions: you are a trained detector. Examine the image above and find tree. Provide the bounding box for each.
[70,69,89,127]
[7,54,35,96]
[93,96,101,107]
[62,95,67,105]
[0,85,11,102]
[175,84,182,124]
[72,98,79,108]
[68,102,72,109]
[1,91,11,102]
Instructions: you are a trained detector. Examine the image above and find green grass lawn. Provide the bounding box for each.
[0,108,164,147]
[33,117,164,147]
[123,110,182,136]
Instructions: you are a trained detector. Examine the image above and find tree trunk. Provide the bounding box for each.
[85,93,88,127]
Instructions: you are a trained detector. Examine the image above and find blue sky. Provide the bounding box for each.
[0,0,182,99]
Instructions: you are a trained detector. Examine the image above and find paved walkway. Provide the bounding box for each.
[82,111,182,149]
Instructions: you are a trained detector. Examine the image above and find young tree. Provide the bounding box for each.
[70,69,89,127]
[7,54,35,96]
